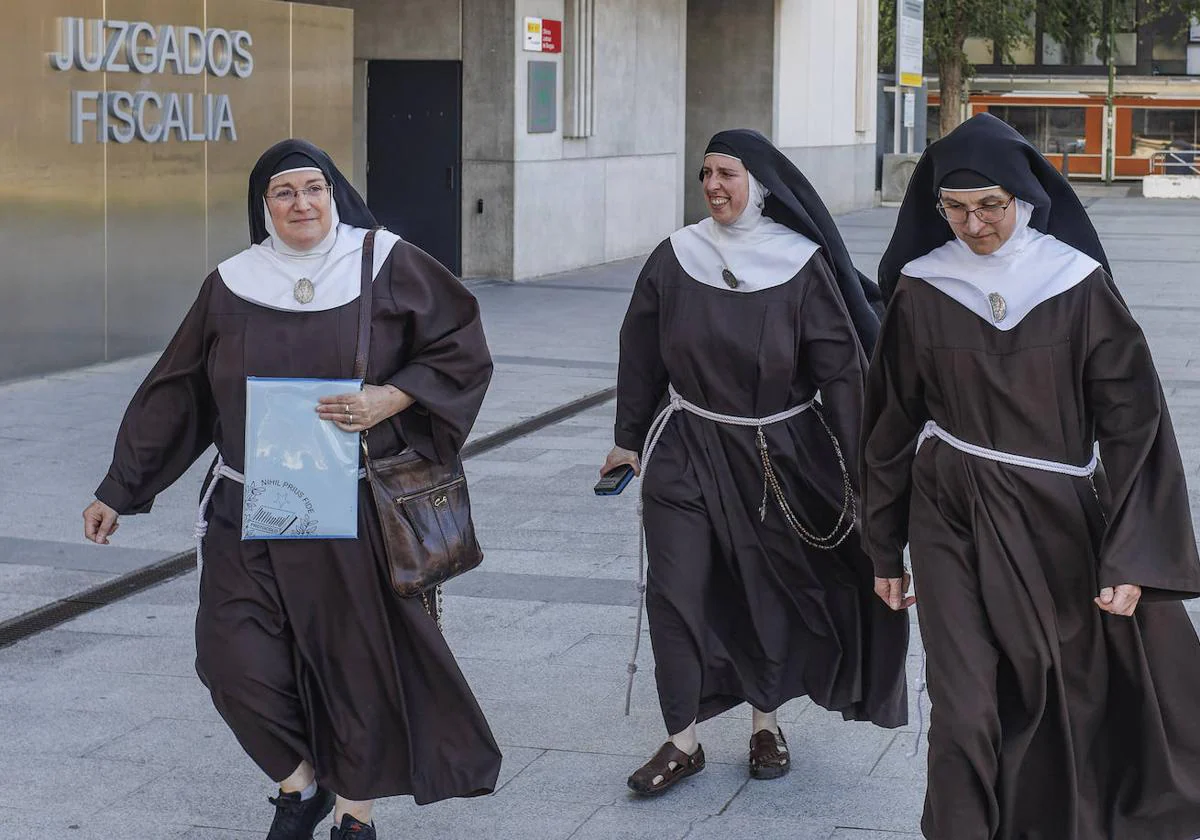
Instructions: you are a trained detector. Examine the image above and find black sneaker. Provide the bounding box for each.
[331,814,376,839]
[266,787,335,840]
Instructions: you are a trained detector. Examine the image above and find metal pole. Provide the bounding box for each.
[1103,0,1115,183]
[894,0,903,154]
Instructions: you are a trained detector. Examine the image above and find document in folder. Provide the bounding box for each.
[243,377,362,540]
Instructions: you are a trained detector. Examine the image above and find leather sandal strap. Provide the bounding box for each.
[629,742,695,787]
[750,728,788,765]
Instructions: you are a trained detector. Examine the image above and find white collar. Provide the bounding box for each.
[669,172,819,292]
[902,200,1099,330]
[218,224,402,312]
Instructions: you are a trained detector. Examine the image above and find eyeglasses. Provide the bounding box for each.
[936,197,1015,224]
[266,184,332,204]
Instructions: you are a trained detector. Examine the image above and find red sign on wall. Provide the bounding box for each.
[540,19,562,53]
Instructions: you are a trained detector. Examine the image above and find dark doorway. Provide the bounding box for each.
[367,60,462,274]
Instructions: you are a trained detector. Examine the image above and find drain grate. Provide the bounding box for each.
[0,386,617,650]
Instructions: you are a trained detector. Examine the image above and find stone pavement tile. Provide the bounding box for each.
[493,745,548,792]
[45,632,199,679]
[0,752,173,823]
[85,717,248,773]
[684,815,836,839]
[174,828,260,839]
[2,666,220,723]
[724,768,925,835]
[552,631,635,669]
[61,601,198,638]
[440,594,547,633]
[442,622,590,663]
[479,696,676,757]
[493,748,747,816]
[0,562,110,597]
[0,705,148,757]
[830,830,922,838]
[368,796,597,840]
[95,762,279,828]
[0,627,115,674]
[121,573,201,606]
[762,712,900,776]
[870,734,927,781]
[0,814,194,840]
[464,547,629,578]
[508,601,639,637]
[0,591,58,622]
[476,527,641,557]
[566,804,694,840]
[520,509,636,536]
[456,656,615,708]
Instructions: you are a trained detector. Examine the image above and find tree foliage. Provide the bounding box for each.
[879,1,1200,138]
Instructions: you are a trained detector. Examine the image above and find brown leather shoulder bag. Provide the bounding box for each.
[354,230,484,600]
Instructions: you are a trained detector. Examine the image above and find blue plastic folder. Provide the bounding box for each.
[242,377,362,540]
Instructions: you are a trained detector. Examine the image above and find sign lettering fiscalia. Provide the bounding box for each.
[51,17,254,144]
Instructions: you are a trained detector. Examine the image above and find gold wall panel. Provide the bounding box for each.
[0,0,106,377]
[0,0,354,380]
[206,0,293,264]
[105,0,208,359]
[291,3,354,174]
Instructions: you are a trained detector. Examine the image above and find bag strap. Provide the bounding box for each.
[353,228,380,382]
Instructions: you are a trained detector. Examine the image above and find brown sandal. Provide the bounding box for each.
[627,741,706,796]
[749,727,790,780]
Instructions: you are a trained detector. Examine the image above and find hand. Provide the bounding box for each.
[317,384,415,433]
[874,573,916,611]
[1095,584,1142,616]
[83,500,120,545]
[601,445,641,478]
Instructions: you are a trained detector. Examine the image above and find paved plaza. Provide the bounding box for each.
[1,189,1199,838]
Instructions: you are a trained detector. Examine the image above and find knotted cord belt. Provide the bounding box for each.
[905,420,1101,756]
[623,385,856,715]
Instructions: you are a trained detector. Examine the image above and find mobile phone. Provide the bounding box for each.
[594,463,636,496]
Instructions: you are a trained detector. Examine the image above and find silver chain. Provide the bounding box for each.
[756,407,856,550]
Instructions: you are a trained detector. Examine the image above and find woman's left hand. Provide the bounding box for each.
[1095,583,1142,617]
[317,384,415,433]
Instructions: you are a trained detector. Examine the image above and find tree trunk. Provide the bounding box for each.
[938,52,965,138]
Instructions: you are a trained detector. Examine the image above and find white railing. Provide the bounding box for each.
[1150,151,1200,177]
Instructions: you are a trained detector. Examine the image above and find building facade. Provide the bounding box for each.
[4,0,881,381]
[928,7,1200,179]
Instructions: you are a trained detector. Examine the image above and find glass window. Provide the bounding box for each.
[1129,108,1200,158]
[964,37,994,65]
[987,106,1088,154]
[1041,33,1135,66]
[926,106,941,145]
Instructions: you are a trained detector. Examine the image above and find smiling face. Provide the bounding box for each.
[939,187,1019,255]
[265,170,333,251]
[701,154,750,225]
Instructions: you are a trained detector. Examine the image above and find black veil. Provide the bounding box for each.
[877,113,1110,302]
[704,129,884,354]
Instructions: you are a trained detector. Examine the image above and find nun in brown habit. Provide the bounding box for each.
[604,129,908,797]
[83,139,500,840]
[864,113,1200,839]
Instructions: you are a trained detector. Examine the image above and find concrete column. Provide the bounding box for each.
[683,0,775,223]
[462,0,517,278]
[773,0,878,214]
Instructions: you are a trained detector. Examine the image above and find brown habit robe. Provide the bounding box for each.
[616,241,909,734]
[95,240,502,803]
[862,268,1200,839]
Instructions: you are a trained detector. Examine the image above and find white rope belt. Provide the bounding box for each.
[915,420,1099,477]
[905,420,1099,759]
[624,385,815,715]
[193,456,366,588]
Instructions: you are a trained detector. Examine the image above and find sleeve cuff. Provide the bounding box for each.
[872,555,905,579]
[95,475,154,515]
